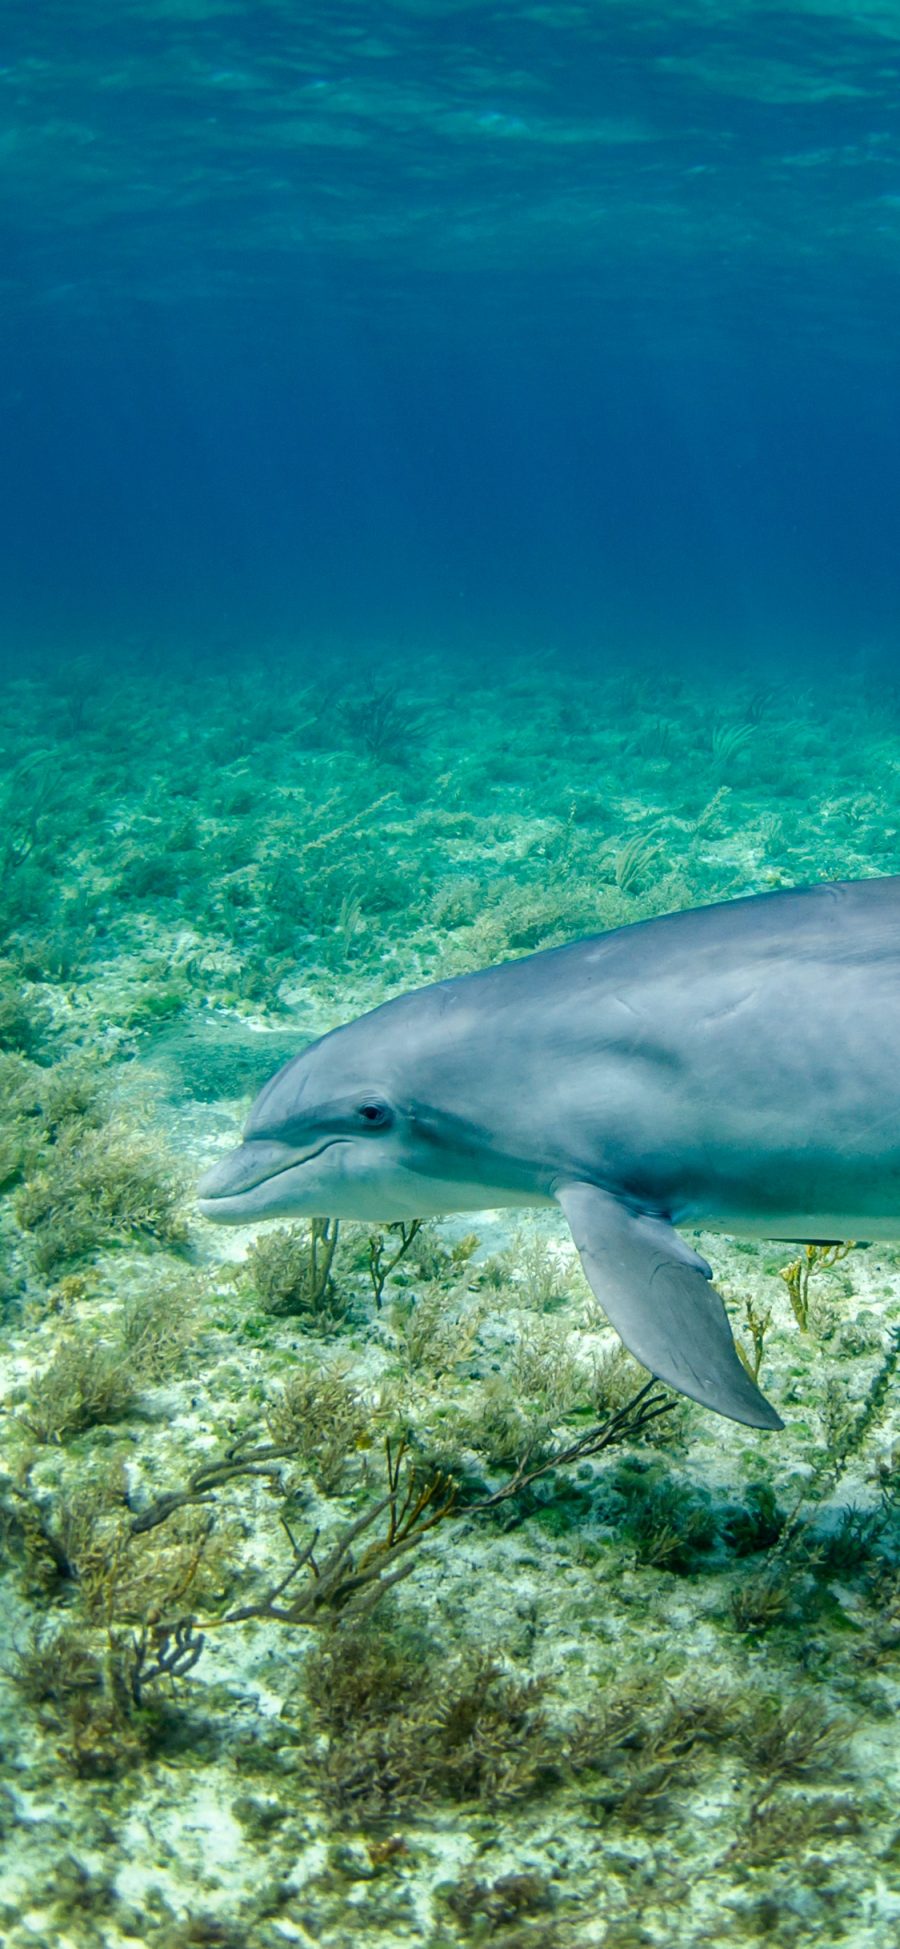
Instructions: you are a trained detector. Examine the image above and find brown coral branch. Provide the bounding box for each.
[129,1441,295,1535]
[469,1379,674,1512]
[220,1443,456,1627]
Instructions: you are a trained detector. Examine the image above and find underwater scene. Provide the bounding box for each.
[3,4,900,1947]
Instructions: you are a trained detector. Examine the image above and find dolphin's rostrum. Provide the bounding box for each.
[198,876,900,1430]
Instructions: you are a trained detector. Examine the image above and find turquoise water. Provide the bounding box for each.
[3,2,900,659]
[2,7,900,1947]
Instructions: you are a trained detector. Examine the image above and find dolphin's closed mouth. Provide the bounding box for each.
[197,1137,344,1205]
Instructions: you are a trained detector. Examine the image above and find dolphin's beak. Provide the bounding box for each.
[197,1139,298,1220]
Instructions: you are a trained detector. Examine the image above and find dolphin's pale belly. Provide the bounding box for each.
[683,1207,899,1243]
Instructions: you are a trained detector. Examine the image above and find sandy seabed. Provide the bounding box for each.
[1,643,899,1949]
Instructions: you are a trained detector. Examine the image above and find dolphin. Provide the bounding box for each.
[197,875,900,1430]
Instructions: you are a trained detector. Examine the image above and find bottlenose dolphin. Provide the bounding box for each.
[198,876,900,1429]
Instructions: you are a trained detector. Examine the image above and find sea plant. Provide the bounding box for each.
[366,1218,423,1308]
[728,1329,900,1637]
[265,1366,369,1493]
[735,1695,849,1784]
[443,1871,557,1934]
[243,1218,344,1324]
[22,1333,140,1443]
[610,1458,718,1573]
[15,1121,186,1275]
[116,1277,198,1381]
[779,1239,856,1331]
[567,1677,733,1827]
[19,1277,197,1442]
[0,964,52,1060]
[6,1462,231,1629]
[736,1292,772,1382]
[380,1280,483,1381]
[302,1620,551,1817]
[341,682,426,764]
[727,1791,861,1870]
[729,1567,793,1636]
[12,1626,147,1779]
[613,830,660,895]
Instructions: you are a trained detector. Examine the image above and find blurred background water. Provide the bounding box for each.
[2,0,899,679]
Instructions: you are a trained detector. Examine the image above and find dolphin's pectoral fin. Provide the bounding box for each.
[556,1181,783,1431]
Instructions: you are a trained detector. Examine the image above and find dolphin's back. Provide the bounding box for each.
[489,874,900,991]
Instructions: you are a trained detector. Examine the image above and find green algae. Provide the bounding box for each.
[15,1122,187,1276]
[0,654,899,1949]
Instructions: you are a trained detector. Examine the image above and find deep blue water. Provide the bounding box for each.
[2,1,900,674]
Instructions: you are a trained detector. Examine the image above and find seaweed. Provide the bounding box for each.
[4,1460,227,1627]
[728,1791,861,1870]
[265,1365,368,1493]
[16,1121,187,1273]
[779,1240,856,1332]
[11,1625,146,1778]
[117,1276,199,1381]
[341,682,426,765]
[21,1280,197,1441]
[722,1482,785,1559]
[304,1622,552,1817]
[729,1569,793,1636]
[567,1678,733,1827]
[600,1455,718,1573]
[727,1333,900,1644]
[380,1279,485,1384]
[443,1871,557,1935]
[243,1218,344,1325]
[0,964,52,1060]
[735,1696,849,1784]
[22,1333,139,1442]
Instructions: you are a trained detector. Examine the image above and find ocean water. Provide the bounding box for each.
[2,5,900,1946]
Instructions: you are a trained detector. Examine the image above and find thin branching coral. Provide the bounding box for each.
[340,682,426,765]
[220,1438,457,1628]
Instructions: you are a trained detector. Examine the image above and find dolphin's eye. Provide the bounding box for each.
[357,1101,391,1127]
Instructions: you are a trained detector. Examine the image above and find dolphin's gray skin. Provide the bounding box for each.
[198,876,900,1430]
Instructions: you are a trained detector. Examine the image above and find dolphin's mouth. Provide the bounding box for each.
[197,1137,343,1210]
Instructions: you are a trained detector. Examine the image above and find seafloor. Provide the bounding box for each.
[1,648,898,1949]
